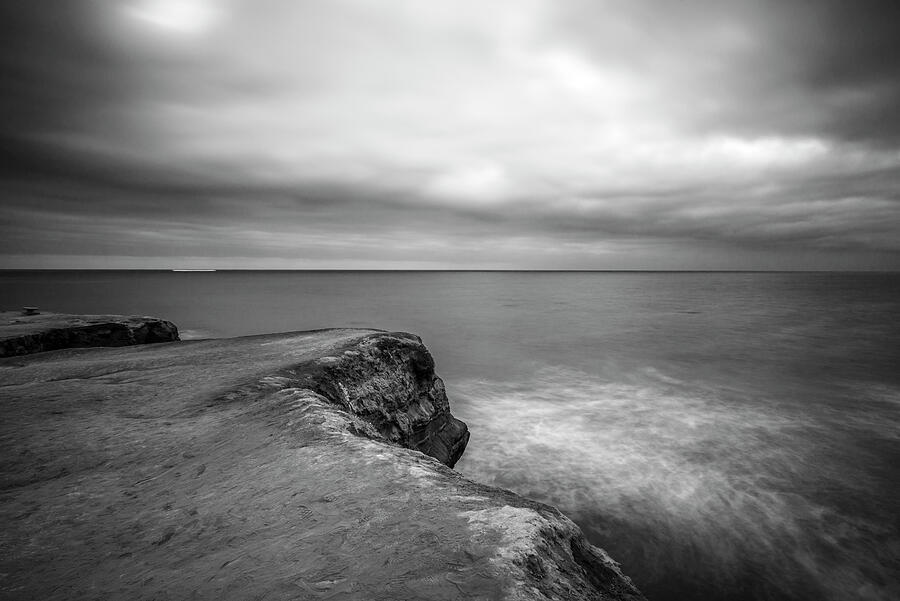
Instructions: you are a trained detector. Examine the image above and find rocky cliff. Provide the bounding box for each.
[0,311,179,357]
[0,316,644,600]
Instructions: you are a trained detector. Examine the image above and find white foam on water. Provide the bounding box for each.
[452,365,900,601]
[178,328,214,340]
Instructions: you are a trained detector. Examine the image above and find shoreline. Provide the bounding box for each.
[0,312,644,600]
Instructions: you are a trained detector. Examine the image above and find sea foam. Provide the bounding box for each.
[452,365,900,601]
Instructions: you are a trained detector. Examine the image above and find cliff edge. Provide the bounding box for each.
[0,317,644,600]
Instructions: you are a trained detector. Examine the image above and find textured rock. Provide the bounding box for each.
[0,311,179,357]
[303,332,470,467]
[0,324,644,600]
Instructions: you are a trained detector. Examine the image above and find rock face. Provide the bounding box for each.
[0,311,179,357]
[0,319,644,600]
[304,332,470,467]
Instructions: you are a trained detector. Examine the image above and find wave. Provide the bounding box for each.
[451,365,900,601]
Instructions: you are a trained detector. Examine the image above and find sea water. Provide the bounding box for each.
[2,270,898,601]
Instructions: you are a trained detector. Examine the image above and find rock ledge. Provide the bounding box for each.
[0,316,644,600]
[0,311,179,357]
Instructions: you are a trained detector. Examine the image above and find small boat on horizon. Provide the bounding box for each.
[171,269,217,272]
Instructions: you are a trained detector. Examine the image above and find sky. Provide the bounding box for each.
[1,0,899,270]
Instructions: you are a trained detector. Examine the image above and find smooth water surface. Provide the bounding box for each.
[2,270,898,601]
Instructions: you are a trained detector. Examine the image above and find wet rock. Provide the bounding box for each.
[0,311,179,357]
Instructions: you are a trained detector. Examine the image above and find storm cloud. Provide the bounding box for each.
[2,0,899,269]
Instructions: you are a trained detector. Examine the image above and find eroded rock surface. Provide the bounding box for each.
[0,325,644,600]
[304,332,470,467]
[0,311,179,357]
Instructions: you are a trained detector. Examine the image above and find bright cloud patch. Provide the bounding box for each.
[122,0,221,34]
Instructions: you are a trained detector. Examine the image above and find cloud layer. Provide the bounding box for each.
[2,0,899,268]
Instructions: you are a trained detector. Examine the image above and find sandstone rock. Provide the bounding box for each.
[304,332,470,467]
[0,323,644,600]
[0,311,179,357]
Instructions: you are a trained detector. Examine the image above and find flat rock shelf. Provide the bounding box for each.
[0,314,644,601]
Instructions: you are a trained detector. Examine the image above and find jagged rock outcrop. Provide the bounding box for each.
[0,311,179,357]
[302,332,470,467]
[0,319,644,600]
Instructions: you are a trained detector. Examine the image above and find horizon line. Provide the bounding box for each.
[2,268,899,274]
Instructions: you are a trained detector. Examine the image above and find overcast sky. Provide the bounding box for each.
[2,0,899,269]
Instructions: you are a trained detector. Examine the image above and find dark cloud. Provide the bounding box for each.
[0,1,139,154]
[748,0,900,145]
[1,0,899,269]
[558,0,900,145]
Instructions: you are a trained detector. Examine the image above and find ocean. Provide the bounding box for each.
[2,270,898,601]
